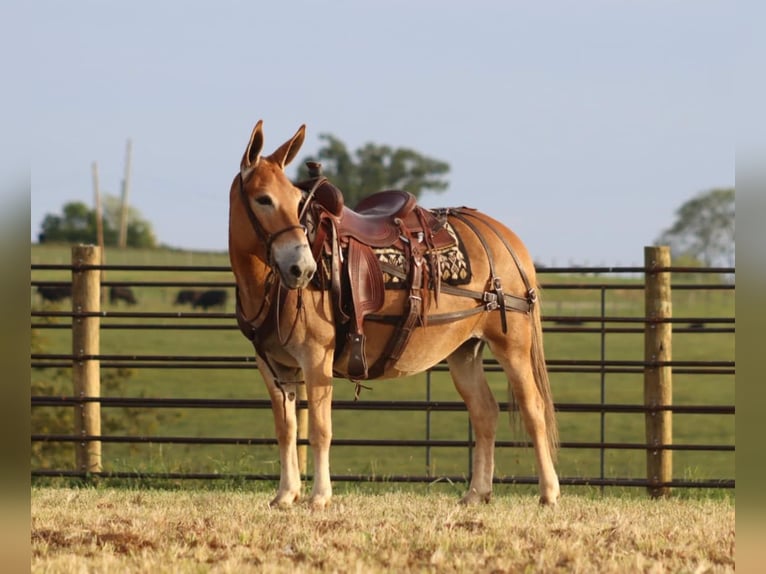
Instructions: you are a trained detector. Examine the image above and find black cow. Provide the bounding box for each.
[192,289,228,311]
[37,285,72,303]
[109,285,137,305]
[174,289,203,305]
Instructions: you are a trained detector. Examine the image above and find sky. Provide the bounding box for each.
[19,0,734,267]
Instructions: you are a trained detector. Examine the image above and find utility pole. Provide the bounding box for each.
[92,161,104,250]
[92,161,106,295]
[118,138,132,248]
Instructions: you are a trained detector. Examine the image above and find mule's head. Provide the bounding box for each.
[229,120,316,289]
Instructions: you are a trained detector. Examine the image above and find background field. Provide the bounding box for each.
[31,244,735,497]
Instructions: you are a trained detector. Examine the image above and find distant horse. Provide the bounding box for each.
[229,120,559,508]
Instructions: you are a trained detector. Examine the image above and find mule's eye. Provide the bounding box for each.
[255,196,273,207]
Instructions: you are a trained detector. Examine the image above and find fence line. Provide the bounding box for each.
[30,246,735,494]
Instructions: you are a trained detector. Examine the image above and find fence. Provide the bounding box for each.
[31,245,735,496]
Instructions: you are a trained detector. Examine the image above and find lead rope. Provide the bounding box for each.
[269,177,319,414]
[247,282,291,420]
[275,283,305,347]
[269,282,307,420]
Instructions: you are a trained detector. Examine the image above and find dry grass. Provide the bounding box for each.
[31,487,734,573]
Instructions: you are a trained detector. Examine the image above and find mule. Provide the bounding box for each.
[229,120,560,508]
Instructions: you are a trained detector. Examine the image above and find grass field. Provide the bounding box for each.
[31,244,735,496]
[31,487,735,573]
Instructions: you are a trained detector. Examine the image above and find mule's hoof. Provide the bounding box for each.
[308,495,331,510]
[269,491,300,508]
[538,493,559,507]
[459,489,492,505]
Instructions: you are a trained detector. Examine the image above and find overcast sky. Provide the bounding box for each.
[22,1,733,266]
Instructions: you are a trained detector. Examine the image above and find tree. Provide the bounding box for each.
[655,188,734,267]
[295,134,450,206]
[38,197,157,248]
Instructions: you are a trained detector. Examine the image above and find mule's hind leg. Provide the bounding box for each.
[447,339,499,505]
[486,337,560,505]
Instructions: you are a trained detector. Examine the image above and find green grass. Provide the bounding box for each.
[31,243,735,495]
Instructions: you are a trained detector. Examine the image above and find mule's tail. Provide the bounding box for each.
[530,288,559,462]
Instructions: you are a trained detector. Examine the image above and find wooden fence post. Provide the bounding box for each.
[644,246,672,497]
[72,244,102,475]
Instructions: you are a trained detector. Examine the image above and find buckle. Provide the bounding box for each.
[483,292,499,310]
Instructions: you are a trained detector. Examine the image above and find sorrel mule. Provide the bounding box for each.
[229,120,559,508]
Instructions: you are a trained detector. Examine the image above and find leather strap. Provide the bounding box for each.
[366,305,485,326]
[377,261,532,314]
[444,209,509,333]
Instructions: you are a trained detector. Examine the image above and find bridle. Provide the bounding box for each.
[237,171,309,263]
[237,170,329,263]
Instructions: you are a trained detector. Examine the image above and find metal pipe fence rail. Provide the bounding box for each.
[30,246,735,495]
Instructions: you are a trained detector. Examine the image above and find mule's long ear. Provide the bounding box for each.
[269,124,306,170]
[240,120,265,176]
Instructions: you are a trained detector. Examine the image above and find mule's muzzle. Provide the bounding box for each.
[284,261,316,289]
[273,243,317,289]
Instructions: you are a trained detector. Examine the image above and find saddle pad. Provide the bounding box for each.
[376,222,472,287]
[311,222,472,289]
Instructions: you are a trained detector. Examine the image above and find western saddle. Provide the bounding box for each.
[297,163,457,380]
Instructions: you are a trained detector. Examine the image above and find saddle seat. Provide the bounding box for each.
[341,190,417,246]
[311,183,417,247]
[355,189,417,217]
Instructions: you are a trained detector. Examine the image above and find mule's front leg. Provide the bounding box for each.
[266,380,302,507]
[306,382,333,508]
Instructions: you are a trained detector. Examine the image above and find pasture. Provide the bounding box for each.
[31,244,735,495]
[31,487,734,573]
